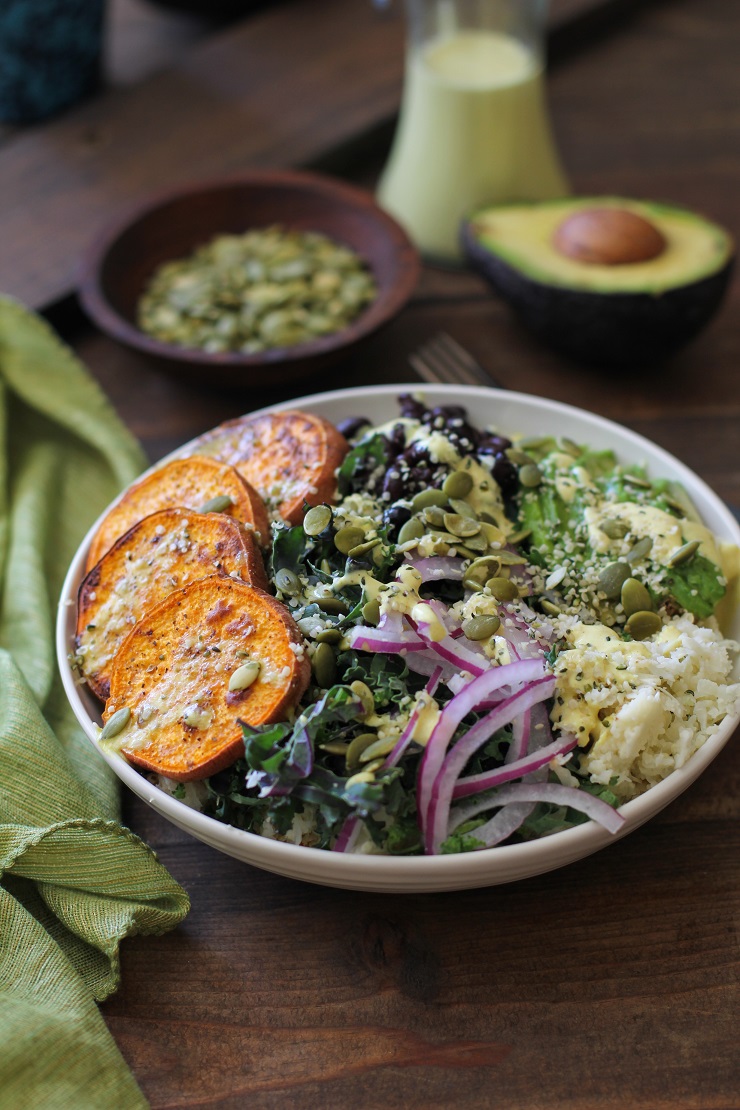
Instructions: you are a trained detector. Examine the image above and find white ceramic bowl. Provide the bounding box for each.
[56,385,740,892]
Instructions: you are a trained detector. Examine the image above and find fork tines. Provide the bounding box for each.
[409,333,503,389]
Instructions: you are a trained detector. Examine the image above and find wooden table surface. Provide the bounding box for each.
[3,1,739,1106]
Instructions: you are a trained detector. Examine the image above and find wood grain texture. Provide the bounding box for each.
[28,0,740,1105]
[0,0,659,312]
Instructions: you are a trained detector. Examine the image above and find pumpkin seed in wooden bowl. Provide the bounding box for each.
[77,169,420,390]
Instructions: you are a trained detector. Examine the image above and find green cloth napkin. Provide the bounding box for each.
[0,298,190,1110]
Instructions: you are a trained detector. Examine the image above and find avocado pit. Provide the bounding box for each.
[553,207,667,266]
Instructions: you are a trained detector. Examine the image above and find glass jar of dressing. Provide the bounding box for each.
[377,0,568,261]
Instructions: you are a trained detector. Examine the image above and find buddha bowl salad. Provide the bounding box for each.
[193,396,740,855]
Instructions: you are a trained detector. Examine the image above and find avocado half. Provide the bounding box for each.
[461,197,734,367]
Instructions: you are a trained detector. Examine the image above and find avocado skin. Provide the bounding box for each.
[462,225,734,368]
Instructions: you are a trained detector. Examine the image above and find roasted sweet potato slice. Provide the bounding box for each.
[86,456,269,571]
[103,575,310,781]
[76,509,268,701]
[188,409,348,524]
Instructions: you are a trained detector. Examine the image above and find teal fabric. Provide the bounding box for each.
[0,298,190,1110]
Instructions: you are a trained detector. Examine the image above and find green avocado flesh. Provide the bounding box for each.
[462,196,734,366]
[466,197,733,294]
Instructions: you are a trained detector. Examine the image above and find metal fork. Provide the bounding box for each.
[409,332,504,389]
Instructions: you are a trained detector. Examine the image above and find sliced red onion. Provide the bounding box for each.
[425,676,557,853]
[411,617,491,679]
[508,708,531,763]
[345,624,427,654]
[446,672,474,696]
[377,608,404,636]
[426,597,463,633]
[332,814,361,853]
[407,556,465,583]
[527,701,554,753]
[405,649,461,684]
[447,763,548,843]
[452,732,577,799]
[463,802,535,848]
[417,657,546,822]
[450,781,625,843]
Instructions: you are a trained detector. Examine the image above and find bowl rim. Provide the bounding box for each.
[56,383,740,891]
[76,167,421,368]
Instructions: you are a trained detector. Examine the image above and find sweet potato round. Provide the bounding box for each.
[189,409,348,524]
[86,456,269,571]
[77,508,268,701]
[103,575,310,781]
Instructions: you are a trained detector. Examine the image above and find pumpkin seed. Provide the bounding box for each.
[350,680,374,716]
[486,576,518,601]
[275,567,301,596]
[346,732,378,771]
[621,577,653,617]
[228,660,261,691]
[597,561,632,599]
[320,741,350,756]
[622,473,651,489]
[334,525,365,554]
[507,527,532,545]
[625,610,662,640]
[600,518,630,540]
[398,518,424,544]
[667,539,701,566]
[664,482,702,523]
[455,545,482,560]
[137,226,377,354]
[517,435,551,451]
[442,470,473,499]
[315,597,349,615]
[316,628,342,644]
[519,463,543,488]
[411,489,448,513]
[506,448,536,466]
[303,504,333,536]
[422,506,446,529]
[443,513,481,539]
[464,555,503,585]
[100,707,131,740]
[348,537,381,558]
[312,642,337,687]
[459,530,489,553]
[495,550,528,566]
[359,736,397,763]
[558,437,581,457]
[463,614,501,641]
[362,599,381,625]
[448,497,477,520]
[197,494,233,514]
[625,536,653,565]
[540,598,562,616]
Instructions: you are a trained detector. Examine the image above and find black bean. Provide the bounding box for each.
[398,393,427,420]
[430,404,469,421]
[382,470,406,501]
[385,423,407,459]
[383,504,411,537]
[337,415,371,440]
[491,452,518,498]
[402,441,431,466]
[478,433,512,454]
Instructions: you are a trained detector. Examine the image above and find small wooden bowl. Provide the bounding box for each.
[78,170,420,389]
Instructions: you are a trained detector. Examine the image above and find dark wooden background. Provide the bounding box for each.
[1,0,738,1105]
